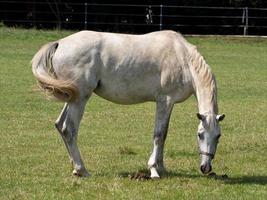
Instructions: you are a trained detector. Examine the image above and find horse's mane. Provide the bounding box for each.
[189,45,218,113]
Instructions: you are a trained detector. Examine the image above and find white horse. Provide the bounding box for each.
[32,30,225,178]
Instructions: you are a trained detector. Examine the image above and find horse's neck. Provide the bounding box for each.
[189,49,218,114]
[194,78,218,114]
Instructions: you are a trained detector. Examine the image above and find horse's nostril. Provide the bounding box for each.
[200,165,205,173]
[200,164,212,174]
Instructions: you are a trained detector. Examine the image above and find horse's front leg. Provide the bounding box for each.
[55,98,89,177]
[148,100,173,178]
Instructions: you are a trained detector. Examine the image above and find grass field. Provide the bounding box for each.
[0,27,266,199]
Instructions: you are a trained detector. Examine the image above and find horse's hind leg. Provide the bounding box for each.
[55,103,71,156]
[148,100,173,178]
[55,98,89,177]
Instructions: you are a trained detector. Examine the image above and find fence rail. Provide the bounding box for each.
[1,1,267,35]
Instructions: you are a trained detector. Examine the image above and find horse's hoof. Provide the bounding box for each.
[151,175,160,179]
[150,167,160,179]
[72,169,89,177]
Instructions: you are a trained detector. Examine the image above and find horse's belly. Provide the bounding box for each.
[94,90,153,104]
[93,78,158,104]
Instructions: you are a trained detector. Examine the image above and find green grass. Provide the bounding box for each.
[0,27,266,199]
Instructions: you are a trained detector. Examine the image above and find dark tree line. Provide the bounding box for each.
[0,1,266,35]
[88,0,267,7]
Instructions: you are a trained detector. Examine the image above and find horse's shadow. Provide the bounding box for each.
[119,169,267,185]
[223,175,267,185]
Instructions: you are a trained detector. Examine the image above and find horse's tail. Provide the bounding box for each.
[31,42,79,103]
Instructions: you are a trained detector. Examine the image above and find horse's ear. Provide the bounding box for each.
[216,114,225,122]
[197,113,204,121]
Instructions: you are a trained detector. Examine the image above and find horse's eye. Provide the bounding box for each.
[198,133,204,140]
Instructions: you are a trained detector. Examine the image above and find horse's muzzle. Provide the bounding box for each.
[200,163,212,174]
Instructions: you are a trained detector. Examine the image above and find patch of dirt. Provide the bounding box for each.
[208,172,229,180]
[128,171,151,181]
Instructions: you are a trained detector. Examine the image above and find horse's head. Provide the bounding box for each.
[196,113,225,174]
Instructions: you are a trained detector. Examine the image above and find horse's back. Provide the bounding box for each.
[52,30,193,104]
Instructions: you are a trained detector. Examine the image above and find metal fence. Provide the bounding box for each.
[1,1,267,35]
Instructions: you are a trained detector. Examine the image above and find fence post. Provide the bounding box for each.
[84,2,88,30]
[160,5,163,30]
[243,7,248,36]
